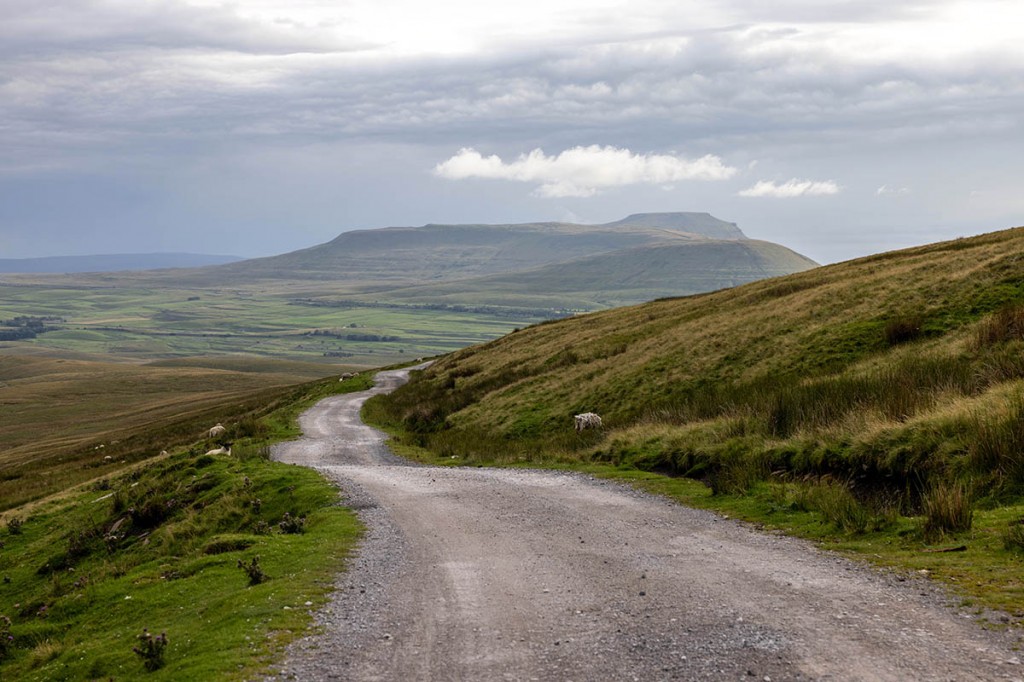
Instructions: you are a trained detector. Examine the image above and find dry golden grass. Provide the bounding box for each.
[426,226,1024,435]
[0,349,337,510]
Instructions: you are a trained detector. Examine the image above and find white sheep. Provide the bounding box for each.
[208,423,227,438]
[205,445,231,456]
[574,412,603,432]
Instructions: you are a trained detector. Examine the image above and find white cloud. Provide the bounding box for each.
[434,145,736,197]
[738,178,840,198]
[876,184,910,196]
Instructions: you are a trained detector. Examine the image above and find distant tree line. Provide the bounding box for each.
[306,329,401,342]
[0,315,64,340]
[292,298,574,321]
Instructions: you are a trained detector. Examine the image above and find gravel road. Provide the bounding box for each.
[271,367,1023,681]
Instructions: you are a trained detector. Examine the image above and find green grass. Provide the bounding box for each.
[0,373,373,679]
[0,280,548,367]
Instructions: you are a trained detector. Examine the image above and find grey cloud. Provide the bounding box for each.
[294,30,1024,158]
[0,0,370,56]
[714,0,939,24]
[5,15,1022,171]
[2,2,1023,262]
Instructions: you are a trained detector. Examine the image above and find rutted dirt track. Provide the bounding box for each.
[272,368,1022,681]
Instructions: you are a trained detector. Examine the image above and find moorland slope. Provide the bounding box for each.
[373,225,1024,504]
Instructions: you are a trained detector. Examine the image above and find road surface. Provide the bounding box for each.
[271,367,1022,681]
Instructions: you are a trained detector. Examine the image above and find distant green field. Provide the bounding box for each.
[0,283,542,366]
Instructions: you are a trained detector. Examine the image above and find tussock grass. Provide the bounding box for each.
[1002,519,1024,552]
[975,304,1024,348]
[921,481,974,542]
[798,481,874,535]
[884,313,925,346]
[968,394,1024,491]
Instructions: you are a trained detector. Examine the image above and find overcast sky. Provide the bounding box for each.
[2,0,1023,264]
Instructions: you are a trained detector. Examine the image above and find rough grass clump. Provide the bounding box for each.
[969,398,1024,488]
[975,304,1024,348]
[921,482,973,543]
[800,481,872,535]
[883,314,925,346]
[1002,520,1024,552]
[277,512,305,535]
[706,451,767,496]
[202,535,256,555]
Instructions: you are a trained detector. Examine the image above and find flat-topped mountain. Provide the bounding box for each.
[174,212,796,290]
[9,212,817,314]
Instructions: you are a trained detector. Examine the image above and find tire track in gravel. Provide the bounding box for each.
[270,367,1023,681]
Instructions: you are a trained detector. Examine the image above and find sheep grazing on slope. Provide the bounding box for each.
[574,412,603,432]
[208,423,227,439]
[205,445,231,456]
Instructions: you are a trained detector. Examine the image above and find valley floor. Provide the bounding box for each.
[269,369,1023,681]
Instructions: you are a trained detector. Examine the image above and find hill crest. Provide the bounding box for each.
[602,212,745,239]
[209,212,759,285]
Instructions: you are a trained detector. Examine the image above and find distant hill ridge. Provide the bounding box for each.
[0,253,242,274]
[602,212,745,239]
[207,212,758,285]
[7,212,817,315]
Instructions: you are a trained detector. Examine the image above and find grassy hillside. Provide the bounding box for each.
[372,239,817,309]
[367,225,1024,612]
[0,350,355,511]
[0,372,370,679]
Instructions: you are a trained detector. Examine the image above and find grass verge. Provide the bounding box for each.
[0,373,372,679]
[366,409,1024,626]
